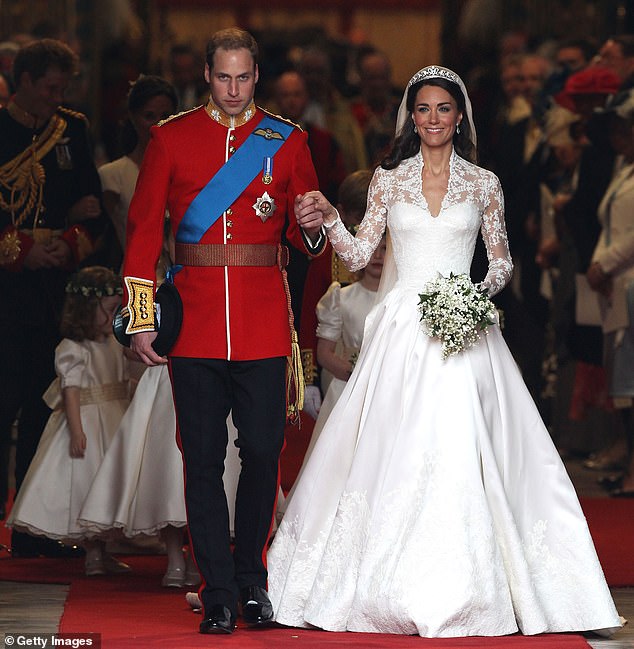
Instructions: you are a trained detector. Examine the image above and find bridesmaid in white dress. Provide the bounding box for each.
[267,66,622,638]
[7,267,132,576]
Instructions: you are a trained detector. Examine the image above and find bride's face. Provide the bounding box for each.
[412,84,462,149]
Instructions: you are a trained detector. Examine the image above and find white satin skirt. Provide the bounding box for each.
[268,287,621,637]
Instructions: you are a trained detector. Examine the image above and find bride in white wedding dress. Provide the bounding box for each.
[266,66,622,638]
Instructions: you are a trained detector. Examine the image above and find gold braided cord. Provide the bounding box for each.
[281,261,304,426]
[0,114,67,227]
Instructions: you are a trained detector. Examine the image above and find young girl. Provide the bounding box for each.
[7,266,132,576]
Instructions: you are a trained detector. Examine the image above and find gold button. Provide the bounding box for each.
[227,220,233,228]
[229,146,236,154]
[229,134,236,141]
[226,208,233,215]
[226,233,233,240]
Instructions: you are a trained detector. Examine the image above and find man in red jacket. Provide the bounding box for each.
[122,28,324,635]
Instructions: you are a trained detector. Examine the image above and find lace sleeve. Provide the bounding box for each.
[325,169,388,272]
[479,172,513,297]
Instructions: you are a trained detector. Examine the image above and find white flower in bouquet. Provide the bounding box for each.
[418,273,497,359]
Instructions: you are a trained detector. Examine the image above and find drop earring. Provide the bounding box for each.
[456,123,461,134]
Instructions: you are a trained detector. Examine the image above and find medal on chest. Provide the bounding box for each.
[253,191,277,222]
[262,156,273,185]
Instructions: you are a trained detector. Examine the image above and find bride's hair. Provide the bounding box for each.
[381,77,477,170]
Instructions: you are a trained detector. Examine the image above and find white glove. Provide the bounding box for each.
[303,385,322,420]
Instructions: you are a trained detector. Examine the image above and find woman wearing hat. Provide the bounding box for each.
[587,89,634,497]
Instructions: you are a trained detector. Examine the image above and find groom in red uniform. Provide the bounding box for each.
[121,28,324,634]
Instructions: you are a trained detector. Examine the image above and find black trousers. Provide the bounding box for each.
[169,356,286,617]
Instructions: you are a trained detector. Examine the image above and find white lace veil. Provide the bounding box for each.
[373,65,477,307]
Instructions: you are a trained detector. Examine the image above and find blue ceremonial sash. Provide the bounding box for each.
[175,115,294,244]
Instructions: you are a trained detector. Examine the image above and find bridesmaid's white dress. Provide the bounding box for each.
[268,151,621,637]
[7,336,130,542]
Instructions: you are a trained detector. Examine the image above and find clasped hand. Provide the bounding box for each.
[24,238,72,270]
[295,191,337,230]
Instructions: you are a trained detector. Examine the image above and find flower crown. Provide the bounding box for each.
[65,275,123,298]
[407,65,461,88]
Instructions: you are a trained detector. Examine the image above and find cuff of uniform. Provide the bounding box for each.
[123,276,156,334]
[61,224,95,267]
[0,226,34,271]
[301,226,326,257]
[300,348,317,385]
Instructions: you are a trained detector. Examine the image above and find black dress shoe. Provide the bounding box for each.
[240,585,274,626]
[199,604,235,634]
[11,532,85,559]
[39,538,85,558]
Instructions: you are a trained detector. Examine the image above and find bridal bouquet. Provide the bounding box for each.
[418,273,497,359]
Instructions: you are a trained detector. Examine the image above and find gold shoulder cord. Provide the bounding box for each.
[58,106,88,124]
[260,107,302,132]
[0,114,66,227]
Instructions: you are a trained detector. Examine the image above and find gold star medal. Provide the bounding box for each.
[262,156,273,185]
[253,191,277,222]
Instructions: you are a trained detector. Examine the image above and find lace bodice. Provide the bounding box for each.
[326,150,512,296]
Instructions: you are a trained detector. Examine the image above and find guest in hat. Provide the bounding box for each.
[586,89,634,497]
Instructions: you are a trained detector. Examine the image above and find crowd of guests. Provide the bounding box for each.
[1,26,634,572]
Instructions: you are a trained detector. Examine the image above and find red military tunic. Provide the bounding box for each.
[123,100,322,360]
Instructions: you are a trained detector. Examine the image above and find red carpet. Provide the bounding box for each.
[56,555,591,648]
[579,496,634,587]
[0,554,591,647]
[2,433,630,647]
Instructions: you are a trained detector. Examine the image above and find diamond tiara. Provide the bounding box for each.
[407,65,461,88]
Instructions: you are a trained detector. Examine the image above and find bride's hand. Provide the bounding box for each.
[295,191,337,229]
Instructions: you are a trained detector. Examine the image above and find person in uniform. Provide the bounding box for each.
[0,38,106,555]
[121,28,325,635]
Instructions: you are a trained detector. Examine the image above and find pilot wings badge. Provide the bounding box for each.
[254,127,284,141]
[253,191,277,222]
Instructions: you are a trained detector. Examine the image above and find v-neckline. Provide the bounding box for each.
[420,151,452,219]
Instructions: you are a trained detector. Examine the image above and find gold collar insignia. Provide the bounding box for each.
[204,97,256,128]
